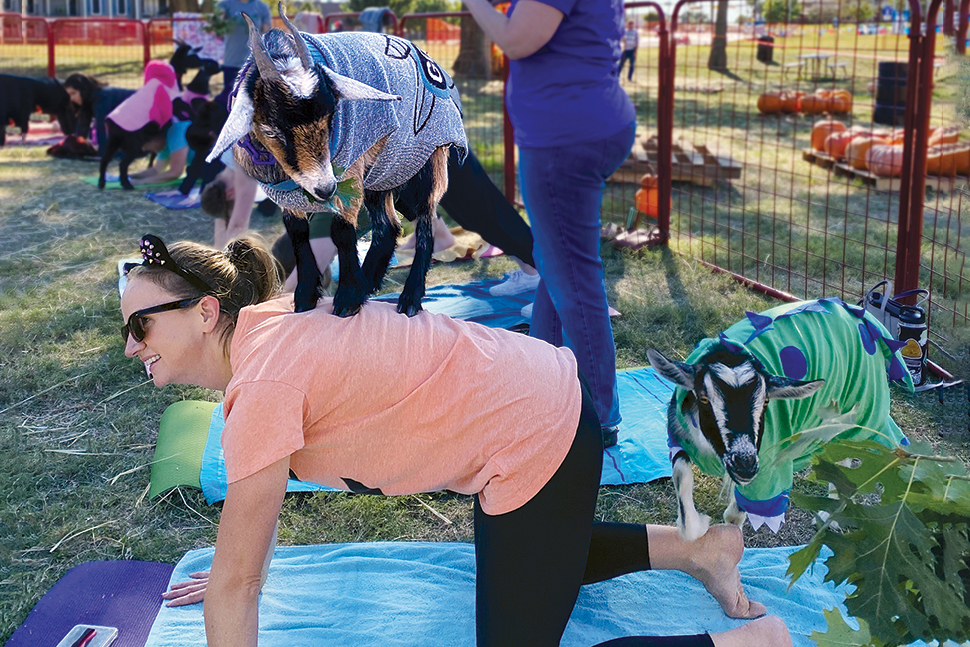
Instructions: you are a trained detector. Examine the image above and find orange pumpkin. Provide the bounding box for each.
[757,92,783,114]
[800,94,829,115]
[780,91,804,114]
[954,145,970,176]
[636,174,659,217]
[847,136,889,170]
[926,143,961,176]
[824,129,856,159]
[928,126,961,147]
[812,118,846,152]
[866,144,905,177]
[828,90,853,113]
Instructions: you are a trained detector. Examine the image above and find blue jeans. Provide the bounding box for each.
[519,121,636,429]
[619,49,637,80]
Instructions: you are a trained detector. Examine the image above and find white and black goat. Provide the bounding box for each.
[207,4,467,316]
[647,344,821,541]
[647,298,912,541]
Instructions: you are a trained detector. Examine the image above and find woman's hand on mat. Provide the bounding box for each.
[161,571,209,606]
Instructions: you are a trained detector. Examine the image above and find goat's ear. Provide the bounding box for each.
[206,90,254,162]
[321,68,402,103]
[765,375,824,401]
[646,349,696,391]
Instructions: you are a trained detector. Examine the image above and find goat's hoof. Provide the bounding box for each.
[332,289,365,318]
[397,294,423,317]
[97,180,106,190]
[293,299,318,313]
[332,302,362,318]
[680,514,711,542]
[397,302,423,317]
[723,510,747,527]
[293,290,320,313]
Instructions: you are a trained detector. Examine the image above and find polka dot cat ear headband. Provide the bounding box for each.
[124,234,213,294]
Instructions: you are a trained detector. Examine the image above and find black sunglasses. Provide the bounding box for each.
[121,298,200,345]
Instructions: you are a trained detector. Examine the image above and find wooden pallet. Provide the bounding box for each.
[608,145,656,184]
[801,148,839,169]
[833,162,967,193]
[646,137,743,186]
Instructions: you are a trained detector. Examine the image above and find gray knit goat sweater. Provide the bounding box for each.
[262,31,467,211]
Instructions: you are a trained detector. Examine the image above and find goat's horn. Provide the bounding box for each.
[278,2,313,70]
[246,13,280,82]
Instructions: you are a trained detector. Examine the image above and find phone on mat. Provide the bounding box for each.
[55,624,119,647]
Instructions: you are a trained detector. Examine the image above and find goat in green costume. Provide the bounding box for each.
[647,298,913,540]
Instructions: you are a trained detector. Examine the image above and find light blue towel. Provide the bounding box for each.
[144,542,853,647]
[604,368,675,485]
[197,367,674,504]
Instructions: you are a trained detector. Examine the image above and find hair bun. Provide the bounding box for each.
[223,238,256,265]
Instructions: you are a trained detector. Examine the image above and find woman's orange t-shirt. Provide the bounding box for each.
[222,296,582,515]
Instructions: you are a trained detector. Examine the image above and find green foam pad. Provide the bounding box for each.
[149,400,219,499]
[82,175,183,190]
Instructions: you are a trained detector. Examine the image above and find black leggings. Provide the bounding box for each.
[440,148,536,268]
[473,386,715,647]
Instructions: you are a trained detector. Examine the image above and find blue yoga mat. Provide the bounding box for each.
[144,188,202,210]
[196,367,674,505]
[144,542,854,647]
[374,277,532,330]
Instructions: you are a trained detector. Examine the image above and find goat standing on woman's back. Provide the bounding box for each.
[647,298,914,541]
[208,4,467,316]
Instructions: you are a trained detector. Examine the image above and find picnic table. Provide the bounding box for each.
[798,52,832,78]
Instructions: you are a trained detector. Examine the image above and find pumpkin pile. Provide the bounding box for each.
[758,88,853,115]
[811,122,968,178]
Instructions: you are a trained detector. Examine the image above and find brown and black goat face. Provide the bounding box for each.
[206,6,400,200]
[646,347,823,486]
[249,66,337,202]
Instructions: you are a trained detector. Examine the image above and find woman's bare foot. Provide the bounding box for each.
[685,525,767,619]
[710,615,792,647]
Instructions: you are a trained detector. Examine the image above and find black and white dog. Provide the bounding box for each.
[0,74,74,147]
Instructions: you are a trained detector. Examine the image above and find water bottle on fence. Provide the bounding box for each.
[862,281,929,386]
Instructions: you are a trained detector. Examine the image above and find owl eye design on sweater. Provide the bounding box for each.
[383,35,411,60]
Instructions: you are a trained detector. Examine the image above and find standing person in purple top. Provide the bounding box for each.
[464,0,634,448]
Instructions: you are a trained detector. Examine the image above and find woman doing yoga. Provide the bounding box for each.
[121,235,791,647]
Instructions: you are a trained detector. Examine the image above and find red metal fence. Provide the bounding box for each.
[1,6,967,341]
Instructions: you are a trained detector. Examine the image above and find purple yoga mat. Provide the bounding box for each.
[6,560,174,647]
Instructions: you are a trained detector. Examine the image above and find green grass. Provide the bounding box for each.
[1,145,968,643]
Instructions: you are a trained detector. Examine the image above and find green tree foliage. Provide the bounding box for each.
[810,609,878,647]
[783,436,970,646]
[761,0,801,23]
[840,0,876,23]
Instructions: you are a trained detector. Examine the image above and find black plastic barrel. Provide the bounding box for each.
[756,36,775,64]
[873,61,908,126]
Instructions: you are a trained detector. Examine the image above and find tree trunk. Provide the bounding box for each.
[707,0,729,70]
[452,8,491,79]
[168,0,194,14]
